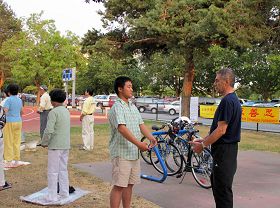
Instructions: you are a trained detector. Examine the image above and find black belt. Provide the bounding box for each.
[86,113,93,115]
[43,109,51,112]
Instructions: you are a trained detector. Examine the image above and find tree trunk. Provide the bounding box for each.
[0,70,5,89]
[181,51,195,117]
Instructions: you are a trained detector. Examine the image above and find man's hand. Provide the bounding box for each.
[189,141,203,154]
[137,141,149,151]
[79,115,84,121]
[148,137,157,149]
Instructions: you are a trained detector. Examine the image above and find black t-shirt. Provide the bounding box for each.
[210,92,241,144]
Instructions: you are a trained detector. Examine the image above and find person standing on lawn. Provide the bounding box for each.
[191,68,241,208]
[0,103,11,191]
[79,88,95,151]
[38,85,52,144]
[41,89,70,202]
[3,84,23,167]
[108,76,157,208]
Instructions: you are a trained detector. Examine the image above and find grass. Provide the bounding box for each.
[195,125,280,153]
[1,121,279,208]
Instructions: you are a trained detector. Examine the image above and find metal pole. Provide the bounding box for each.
[71,67,76,108]
[156,103,158,121]
[65,81,68,98]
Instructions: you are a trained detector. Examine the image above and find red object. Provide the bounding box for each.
[108,98,115,107]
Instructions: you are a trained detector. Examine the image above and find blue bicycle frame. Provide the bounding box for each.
[141,129,188,183]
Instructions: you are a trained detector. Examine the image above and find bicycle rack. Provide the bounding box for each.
[141,146,168,183]
[140,129,187,183]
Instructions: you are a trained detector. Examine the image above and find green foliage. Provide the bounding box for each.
[23,85,37,93]
[1,12,86,90]
[0,0,22,84]
[205,45,280,100]
[144,51,185,96]
[0,0,21,45]
[76,52,146,94]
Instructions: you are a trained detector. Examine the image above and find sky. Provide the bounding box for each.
[4,0,104,37]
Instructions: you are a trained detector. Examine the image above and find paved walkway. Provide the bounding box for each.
[74,151,280,208]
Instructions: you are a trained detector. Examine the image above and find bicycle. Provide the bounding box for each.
[140,124,187,165]
[148,117,213,189]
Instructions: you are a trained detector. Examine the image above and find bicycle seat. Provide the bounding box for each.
[152,125,160,131]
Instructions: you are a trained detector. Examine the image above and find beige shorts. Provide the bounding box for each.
[111,157,141,187]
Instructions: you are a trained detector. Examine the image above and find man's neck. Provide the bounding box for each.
[223,87,234,97]
[119,95,129,103]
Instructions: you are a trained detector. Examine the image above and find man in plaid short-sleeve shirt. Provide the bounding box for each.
[108,76,157,208]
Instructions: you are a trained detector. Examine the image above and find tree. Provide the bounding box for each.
[85,0,277,116]
[240,48,280,101]
[76,51,147,94]
[1,13,86,99]
[203,45,280,101]
[144,51,185,97]
[0,0,21,88]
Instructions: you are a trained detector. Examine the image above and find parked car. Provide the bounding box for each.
[242,101,262,107]
[67,97,79,106]
[199,97,221,105]
[271,98,280,103]
[242,101,255,106]
[163,100,180,115]
[253,102,276,107]
[146,100,170,114]
[135,96,159,112]
[94,94,117,108]
[239,98,248,105]
[22,93,37,103]
[94,95,109,107]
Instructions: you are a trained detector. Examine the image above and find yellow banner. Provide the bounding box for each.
[242,107,280,124]
[200,105,218,119]
[200,105,280,124]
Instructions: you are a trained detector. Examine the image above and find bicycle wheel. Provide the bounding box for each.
[150,140,183,176]
[190,148,213,189]
[140,136,152,164]
[174,138,189,161]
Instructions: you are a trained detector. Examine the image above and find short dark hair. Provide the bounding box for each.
[85,88,94,96]
[3,88,9,97]
[6,84,19,95]
[217,67,235,87]
[114,76,132,95]
[49,89,66,103]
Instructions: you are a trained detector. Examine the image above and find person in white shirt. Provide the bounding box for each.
[37,85,52,144]
[79,88,95,151]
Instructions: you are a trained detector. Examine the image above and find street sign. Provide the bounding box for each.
[62,68,73,81]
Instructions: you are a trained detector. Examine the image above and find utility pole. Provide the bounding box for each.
[71,67,76,108]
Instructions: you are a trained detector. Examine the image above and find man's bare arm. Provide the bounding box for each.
[118,124,149,151]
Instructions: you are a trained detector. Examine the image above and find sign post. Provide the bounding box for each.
[71,68,76,108]
[62,68,75,107]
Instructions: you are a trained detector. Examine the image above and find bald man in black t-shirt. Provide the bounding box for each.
[191,68,241,208]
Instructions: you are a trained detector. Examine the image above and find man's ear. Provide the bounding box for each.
[118,87,123,93]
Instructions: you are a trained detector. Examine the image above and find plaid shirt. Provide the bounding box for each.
[108,98,144,160]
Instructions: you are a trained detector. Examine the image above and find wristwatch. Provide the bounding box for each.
[201,141,206,149]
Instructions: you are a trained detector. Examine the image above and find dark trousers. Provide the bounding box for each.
[211,143,238,208]
[40,110,50,139]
